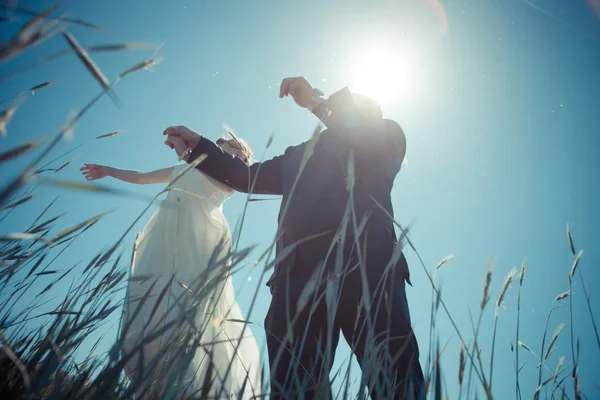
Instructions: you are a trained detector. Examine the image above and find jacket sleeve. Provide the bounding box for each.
[187,136,285,195]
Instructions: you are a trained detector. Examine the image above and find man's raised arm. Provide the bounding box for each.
[163,126,284,195]
[279,77,402,159]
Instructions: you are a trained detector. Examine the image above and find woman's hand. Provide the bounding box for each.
[164,135,190,160]
[163,125,201,149]
[80,164,110,181]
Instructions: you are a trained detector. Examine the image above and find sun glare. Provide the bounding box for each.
[348,44,421,106]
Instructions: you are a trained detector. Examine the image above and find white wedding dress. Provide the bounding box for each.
[121,164,261,399]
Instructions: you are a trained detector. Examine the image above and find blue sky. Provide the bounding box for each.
[2,0,600,398]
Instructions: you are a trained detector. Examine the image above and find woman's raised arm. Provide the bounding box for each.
[80,164,173,185]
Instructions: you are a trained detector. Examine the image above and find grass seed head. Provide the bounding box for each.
[545,323,565,360]
[496,267,516,317]
[555,290,570,301]
[481,267,493,310]
[436,254,454,270]
[567,224,576,255]
[519,258,526,287]
[569,250,583,281]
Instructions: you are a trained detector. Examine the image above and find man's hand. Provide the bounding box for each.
[163,125,201,149]
[279,77,318,109]
[164,135,189,159]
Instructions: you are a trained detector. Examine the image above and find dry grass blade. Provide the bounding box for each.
[515,258,526,400]
[517,360,528,374]
[223,123,243,148]
[458,345,465,387]
[36,143,83,173]
[8,3,103,31]
[247,198,278,202]
[517,340,534,354]
[236,374,250,400]
[545,323,565,360]
[567,224,575,255]
[41,178,152,201]
[17,5,59,37]
[34,155,79,174]
[490,266,515,391]
[199,352,214,400]
[0,139,44,164]
[61,30,118,104]
[166,154,207,189]
[29,197,59,229]
[53,157,78,173]
[370,194,490,394]
[29,81,52,94]
[0,104,19,137]
[569,250,583,281]
[545,346,558,360]
[295,270,320,313]
[118,56,164,79]
[130,231,140,270]
[87,42,156,52]
[0,42,156,83]
[555,290,570,301]
[0,172,34,207]
[436,254,454,269]
[0,4,59,62]
[435,284,443,313]
[95,131,119,139]
[27,214,63,234]
[434,340,442,400]
[262,230,333,273]
[1,232,55,247]
[434,340,449,366]
[346,151,355,192]
[41,180,112,194]
[0,194,35,210]
[298,122,323,172]
[52,210,112,241]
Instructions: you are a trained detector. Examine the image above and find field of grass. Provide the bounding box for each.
[1,5,598,400]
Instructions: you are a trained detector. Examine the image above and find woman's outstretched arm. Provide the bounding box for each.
[80,164,173,184]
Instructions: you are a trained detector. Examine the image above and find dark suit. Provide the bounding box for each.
[187,87,424,399]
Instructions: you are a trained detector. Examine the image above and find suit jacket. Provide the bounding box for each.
[186,87,411,289]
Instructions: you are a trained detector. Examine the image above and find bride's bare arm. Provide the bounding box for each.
[80,164,173,184]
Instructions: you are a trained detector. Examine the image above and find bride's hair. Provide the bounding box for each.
[217,124,253,165]
[218,136,253,165]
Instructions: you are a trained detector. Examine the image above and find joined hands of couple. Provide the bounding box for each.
[163,77,324,158]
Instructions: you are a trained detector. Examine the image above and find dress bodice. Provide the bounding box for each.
[165,163,232,209]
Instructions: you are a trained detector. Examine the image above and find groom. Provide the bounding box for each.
[164,77,424,399]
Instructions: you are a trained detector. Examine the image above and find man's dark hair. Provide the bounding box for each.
[352,93,383,121]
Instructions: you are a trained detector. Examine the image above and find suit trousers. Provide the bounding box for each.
[265,259,424,400]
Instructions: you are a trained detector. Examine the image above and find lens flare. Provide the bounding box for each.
[348,44,421,106]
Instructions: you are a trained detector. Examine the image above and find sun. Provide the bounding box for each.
[348,44,420,106]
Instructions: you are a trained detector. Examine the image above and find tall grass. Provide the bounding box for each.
[1,4,598,400]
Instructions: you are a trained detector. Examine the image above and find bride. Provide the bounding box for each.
[80,133,262,399]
